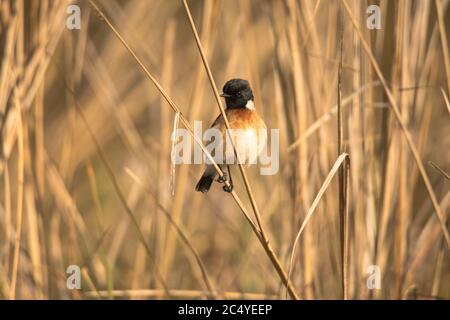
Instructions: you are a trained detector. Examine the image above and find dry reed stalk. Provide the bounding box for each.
[301,0,322,50]
[168,2,219,283]
[162,2,218,282]
[182,0,264,233]
[69,91,171,297]
[2,162,12,282]
[25,185,44,298]
[238,0,263,114]
[130,214,153,292]
[336,10,348,299]
[0,15,17,292]
[169,112,180,196]
[9,94,24,300]
[435,0,450,96]
[431,239,446,297]
[87,0,299,299]
[440,87,450,116]
[82,33,169,288]
[86,161,105,234]
[34,2,46,203]
[85,289,277,300]
[56,20,217,297]
[157,18,177,281]
[287,81,381,152]
[411,192,449,261]
[86,0,231,194]
[125,168,217,298]
[342,0,450,251]
[2,0,447,300]
[86,6,262,283]
[49,46,171,294]
[287,153,349,298]
[428,161,450,181]
[347,0,362,298]
[182,0,299,300]
[21,1,69,111]
[46,154,108,294]
[287,0,314,299]
[342,157,350,299]
[45,154,91,241]
[394,1,411,298]
[81,267,101,299]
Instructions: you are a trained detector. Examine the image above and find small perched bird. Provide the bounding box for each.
[195,79,267,193]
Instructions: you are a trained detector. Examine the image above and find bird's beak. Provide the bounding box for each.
[220,93,231,98]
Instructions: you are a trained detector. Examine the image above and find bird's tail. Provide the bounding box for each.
[195,168,216,193]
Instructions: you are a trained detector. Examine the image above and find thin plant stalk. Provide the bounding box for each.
[287,153,349,299]
[182,0,299,300]
[9,95,24,300]
[342,0,450,251]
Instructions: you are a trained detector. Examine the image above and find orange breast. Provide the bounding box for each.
[214,108,266,132]
[210,109,267,165]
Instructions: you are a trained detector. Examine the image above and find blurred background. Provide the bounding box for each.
[0,0,449,299]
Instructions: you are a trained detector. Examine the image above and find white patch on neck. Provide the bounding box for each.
[245,100,255,110]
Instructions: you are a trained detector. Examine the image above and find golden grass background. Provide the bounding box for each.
[0,0,449,299]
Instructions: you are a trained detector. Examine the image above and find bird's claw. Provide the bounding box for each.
[223,184,233,193]
[217,174,227,183]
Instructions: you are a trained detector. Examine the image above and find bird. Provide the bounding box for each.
[195,78,267,193]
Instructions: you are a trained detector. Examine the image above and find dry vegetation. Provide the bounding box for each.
[0,0,449,300]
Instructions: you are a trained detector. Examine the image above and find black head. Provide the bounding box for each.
[220,79,254,109]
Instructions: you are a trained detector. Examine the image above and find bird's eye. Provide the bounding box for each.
[237,91,242,96]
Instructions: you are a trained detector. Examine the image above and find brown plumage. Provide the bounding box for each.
[196,79,267,193]
[211,108,267,133]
